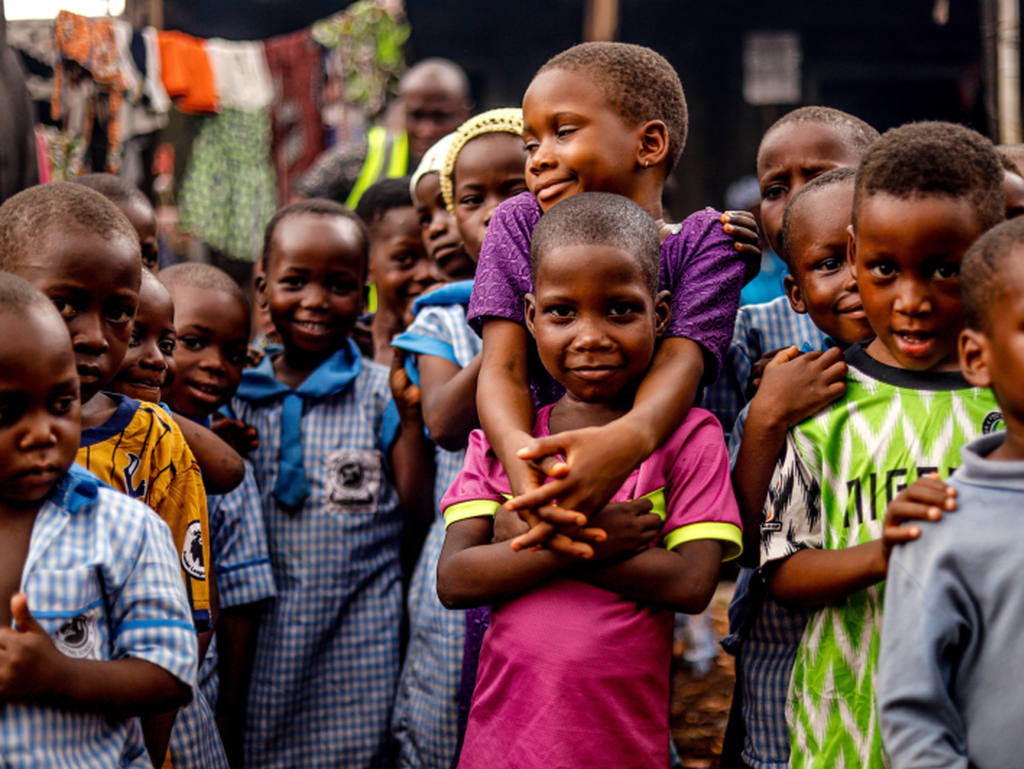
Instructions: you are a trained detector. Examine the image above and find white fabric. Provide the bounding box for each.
[205,39,274,112]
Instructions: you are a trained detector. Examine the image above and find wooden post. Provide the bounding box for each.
[583,0,619,42]
[997,0,1021,142]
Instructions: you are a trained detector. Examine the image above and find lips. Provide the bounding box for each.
[533,178,574,205]
[76,363,102,382]
[185,379,227,404]
[892,329,938,357]
[569,365,619,382]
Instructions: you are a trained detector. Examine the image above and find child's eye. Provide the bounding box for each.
[869,261,897,278]
[817,257,844,272]
[329,278,359,295]
[523,139,539,154]
[51,395,76,415]
[555,125,577,139]
[761,184,786,202]
[545,305,575,319]
[934,263,960,280]
[179,335,204,352]
[609,302,640,318]
[106,303,136,324]
[458,195,483,208]
[159,338,177,355]
[280,275,305,289]
[50,297,77,319]
[128,328,142,347]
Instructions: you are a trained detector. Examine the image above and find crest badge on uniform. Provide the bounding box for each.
[982,411,1005,434]
[54,606,103,659]
[325,449,381,513]
[182,519,206,579]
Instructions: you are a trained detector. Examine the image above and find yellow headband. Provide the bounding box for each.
[440,107,524,212]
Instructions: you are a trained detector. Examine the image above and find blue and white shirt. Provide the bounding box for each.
[1,464,196,769]
[233,347,402,769]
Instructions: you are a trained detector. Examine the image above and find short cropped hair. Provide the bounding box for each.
[779,166,857,267]
[0,182,139,269]
[159,262,249,309]
[354,176,414,229]
[0,270,58,318]
[853,121,1005,230]
[998,143,1024,174]
[537,42,688,170]
[961,216,1024,331]
[261,198,369,272]
[530,192,660,295]
[69,173,150,207]
[760,107,879,165]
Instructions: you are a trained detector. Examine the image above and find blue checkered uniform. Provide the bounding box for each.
[702,296,826,436]
[233,357,402,769]
[391,286,480,769]
[169,461,277,769]
[1,464,196,769]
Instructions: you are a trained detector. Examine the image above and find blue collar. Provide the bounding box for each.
[53,464,102,514]
[235,338,363,404]
[412,279,474,315]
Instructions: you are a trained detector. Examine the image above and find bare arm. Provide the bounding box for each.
[767,542,888,607]
[214,603,264,768]
[419,352,482,452]
[174,412,246,495]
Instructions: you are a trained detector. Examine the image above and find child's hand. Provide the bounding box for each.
[880,474,955,564]
[389,350,423,424]
[211,416,260,457]
[722,210,762,284]
[745,347,786,399]
[0,594,64,702]
[492,505,530,543]
[585,498,660,562]
[246,344,266,368]
[749,346,847,430]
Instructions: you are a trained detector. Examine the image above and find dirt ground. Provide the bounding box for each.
[670,581,736,769]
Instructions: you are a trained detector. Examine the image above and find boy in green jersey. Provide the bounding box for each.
[758,121,1006,769]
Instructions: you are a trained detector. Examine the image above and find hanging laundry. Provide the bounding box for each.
[141,27,172,114]
[178,108,277,262]
[206,39,274,112]
[262,29,324,203]
[157,30,218,114]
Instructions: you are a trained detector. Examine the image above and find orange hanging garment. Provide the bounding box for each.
[156,30,218,114]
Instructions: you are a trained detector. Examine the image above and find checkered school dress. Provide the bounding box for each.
[1,464,196,769]
[702,296,827,435]
[391,289,480,769]
[233,357,402,769]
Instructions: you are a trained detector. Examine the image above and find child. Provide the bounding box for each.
[758,122,1005,769]
[71,172,161,272]
[0,271,196,768]
[878,215,1020,769]
[468,42,755,549]
[437,192,743,769]
[410,131,475,281]
[234,198,430,768]
[0,182,214,764]
[159,262,277,769]
[355,176,438,364]
[704,107,880,435]
[998,151,1024,219]
[390,110,525,769]
[721,168,874,769]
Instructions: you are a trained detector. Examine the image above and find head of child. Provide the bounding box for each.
[525,192,669,412]
[997,152,1024,219]
[440,108,528,259]
[356,177,435,328]
[110,270,176,404]
[779,167,873,347]
[850,121,1004,372]
[411,132,474,280]
[70,173,159,272]
[960,217,1024,445]
[159,263,251,421]
[0,182,141,405]
[758,107,879,256]
[522,43,686,218]
[258,198,369,372]
[0,272,81,512]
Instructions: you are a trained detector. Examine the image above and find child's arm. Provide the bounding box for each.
[418,351,482,452]
[215,604,263,768]
[173,411,246,494]
[732,347,846,566]
[0,593,191,713]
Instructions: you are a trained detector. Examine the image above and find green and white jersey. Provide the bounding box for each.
[759,343,1003,769]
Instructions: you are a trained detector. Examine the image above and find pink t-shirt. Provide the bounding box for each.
[442,405,743,769]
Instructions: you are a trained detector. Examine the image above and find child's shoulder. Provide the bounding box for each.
[57,463,168,539]
[661,207,728,255]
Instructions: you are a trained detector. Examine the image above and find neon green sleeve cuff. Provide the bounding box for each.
[663,521,743,562]
[443,499,501,528]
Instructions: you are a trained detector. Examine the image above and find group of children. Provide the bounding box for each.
[0,37,1022,769]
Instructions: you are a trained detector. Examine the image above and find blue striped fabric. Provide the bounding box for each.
[1,464,196,769]
[233,359,403,769]
[702,296,827,436]
[391,300,481,769]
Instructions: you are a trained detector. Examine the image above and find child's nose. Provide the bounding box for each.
[71,314,109,354]
[299,284,329,308]
[528,138,555,174]
[138,341,166,370]
[19,409,58,450]
[894,278,932,314]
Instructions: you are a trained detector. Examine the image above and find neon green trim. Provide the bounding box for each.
[663,521,743,562]
[641,488,666,521]
[387,131,408,178]
[443,499,501,528]
[345,126,388,210]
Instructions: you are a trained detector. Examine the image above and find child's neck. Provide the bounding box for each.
[80,391,122,430]
[987,427,1024,462]
[547,393,632,435]
[273,346,335,390]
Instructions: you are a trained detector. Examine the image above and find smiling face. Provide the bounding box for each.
[522,67,644,213]
[758,121,864,255]
[0,306,81,510]
[852,193,986,371]
[452,133,529,258]
[525,243,668,405]
[368,206,435,326]
[260,213,366,369]
[164,285,250,420]
[111,272,176,404]
[413,171,474,279]
[9,227,141,403]
[783,182,873,346]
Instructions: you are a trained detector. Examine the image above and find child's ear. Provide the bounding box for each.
[524,294,538,338]
[783,274,807,314]
[846,224,858,282]
[254,271,269,308]
[959,328,993,388]
[654,290,672,336]
[637,120,670,170]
